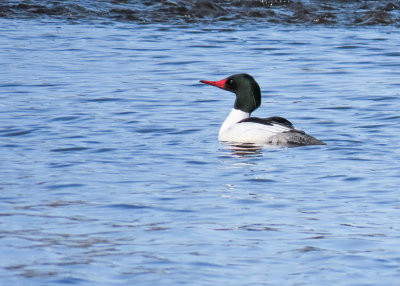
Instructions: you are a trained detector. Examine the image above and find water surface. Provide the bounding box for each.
[1,10,400,286]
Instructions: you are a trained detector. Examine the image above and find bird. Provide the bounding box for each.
[200,73,325,146]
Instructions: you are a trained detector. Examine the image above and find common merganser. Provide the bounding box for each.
[200,73,325,146]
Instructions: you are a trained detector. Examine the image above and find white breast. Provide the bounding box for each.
[219,121,293,143]
[218,108,293,144]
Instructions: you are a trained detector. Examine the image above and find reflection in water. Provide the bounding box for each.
[222,141,315,158]
[223,142,264,158]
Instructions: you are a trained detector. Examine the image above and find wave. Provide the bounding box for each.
[1,0,399,26]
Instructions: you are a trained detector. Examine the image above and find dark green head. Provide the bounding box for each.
[200,73,261,114]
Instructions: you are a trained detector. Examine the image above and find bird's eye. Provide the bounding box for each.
[227,79,234,85]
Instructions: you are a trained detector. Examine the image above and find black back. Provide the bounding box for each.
[238,116,294,129]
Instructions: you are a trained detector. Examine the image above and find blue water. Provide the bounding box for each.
[1,18,400,285]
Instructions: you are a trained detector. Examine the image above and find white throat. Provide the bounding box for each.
[219,108,250,138]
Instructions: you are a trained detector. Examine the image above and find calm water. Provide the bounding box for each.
[1,15,400,285]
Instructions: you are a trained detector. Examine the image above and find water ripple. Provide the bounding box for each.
[1,18,400,286]
[1,1,399,26]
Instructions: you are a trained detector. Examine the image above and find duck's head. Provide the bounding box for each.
[200,73,261,114]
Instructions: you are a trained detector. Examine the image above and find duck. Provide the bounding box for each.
[200,73,325,146]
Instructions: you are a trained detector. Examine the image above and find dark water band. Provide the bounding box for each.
[1,0,399,26]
